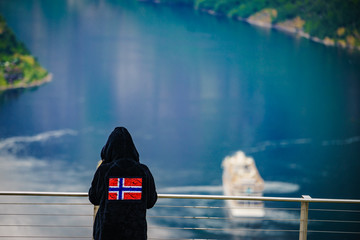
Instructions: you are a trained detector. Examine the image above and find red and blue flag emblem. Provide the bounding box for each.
[108,178,142,200]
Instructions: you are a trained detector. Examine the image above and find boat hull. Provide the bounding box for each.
[222,151,265,218]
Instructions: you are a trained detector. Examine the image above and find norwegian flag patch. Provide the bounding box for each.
[108,178,142,200]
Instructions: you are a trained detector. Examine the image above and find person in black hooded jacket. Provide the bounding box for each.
[89,127,157,240]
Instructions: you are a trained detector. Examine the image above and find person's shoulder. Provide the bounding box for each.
[139,162,149,168]
[139,163,154,174]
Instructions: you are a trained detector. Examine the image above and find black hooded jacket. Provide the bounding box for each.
[89,127,157,240]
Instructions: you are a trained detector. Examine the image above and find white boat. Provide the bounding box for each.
[222,151,265,217]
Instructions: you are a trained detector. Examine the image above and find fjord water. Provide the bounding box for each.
[0,0,360,239]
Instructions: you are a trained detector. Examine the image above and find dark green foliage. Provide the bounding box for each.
[0,16,30,58]
[275,2,299,22]
[295,0,360,39]
[190,0,360,45]
[214,0,243,15]
[230,0,268,18]
[0,15,48,89]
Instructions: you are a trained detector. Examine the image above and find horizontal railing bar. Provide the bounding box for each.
[154,204,300,211]
[0,238,207,240]
[307,230,360,234]
[310,208,360,213]
[0,191,88,197]
[148,215,300,222]
[0,213,92,216]
[3,202,357,213]
[150,227,360,235]
[0,213,299,222]
[0,237,90,239]
[1,191,359,204]
[0,202,91,205]
[148,239,217,240]
[154,205,302,215]
[0,224,92,228]
[155,204,225,209]
[158,194,360,204]
[149,215,229,220]
[159,194,304,202]
[308,219,360,223]
[149,226,299,232]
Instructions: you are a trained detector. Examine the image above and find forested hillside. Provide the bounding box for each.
[0,15,50,91]
[158,0,360,49]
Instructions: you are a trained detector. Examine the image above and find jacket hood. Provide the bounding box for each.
[101,127,139,163]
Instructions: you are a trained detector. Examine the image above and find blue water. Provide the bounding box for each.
[0,0,360,239]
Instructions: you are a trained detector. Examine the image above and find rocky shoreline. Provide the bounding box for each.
[0,73,52,91]
[143,1,359,51]
[199,7,360,52]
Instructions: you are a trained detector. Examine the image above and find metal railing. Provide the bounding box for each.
[0,191,359,240]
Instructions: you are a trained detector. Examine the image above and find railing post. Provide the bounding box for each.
[299,195,311,240]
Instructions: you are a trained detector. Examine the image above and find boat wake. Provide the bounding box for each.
[0,129,90,192]
[0,129,77,152]
[245,135,360,153]
[263,181,299,194]
[322,136,360,146]
[246,138,312,153]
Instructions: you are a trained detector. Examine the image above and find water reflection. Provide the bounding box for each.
[0,89,27,106]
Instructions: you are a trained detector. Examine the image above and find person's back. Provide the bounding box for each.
[89,127,157,240]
